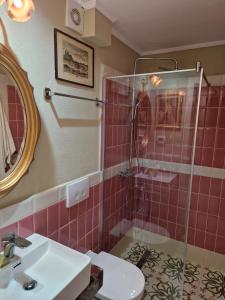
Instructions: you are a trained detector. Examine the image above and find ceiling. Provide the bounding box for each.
[95,0,225,55]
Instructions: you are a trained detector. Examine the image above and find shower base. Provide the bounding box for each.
[111,227,225,300]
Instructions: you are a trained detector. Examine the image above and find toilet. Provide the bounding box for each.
[87,251,145,300]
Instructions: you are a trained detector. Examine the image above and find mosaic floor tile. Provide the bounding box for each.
[119,241,225,300]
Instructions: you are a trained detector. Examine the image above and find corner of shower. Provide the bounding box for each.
[101,65,205,299]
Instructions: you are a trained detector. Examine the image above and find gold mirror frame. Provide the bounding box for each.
[0,44,40,197]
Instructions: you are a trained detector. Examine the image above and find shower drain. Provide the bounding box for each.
[136,250,151,269]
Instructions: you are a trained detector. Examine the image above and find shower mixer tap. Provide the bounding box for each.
[118,168,134,178]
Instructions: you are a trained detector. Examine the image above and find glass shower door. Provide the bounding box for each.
[102,69,203,299]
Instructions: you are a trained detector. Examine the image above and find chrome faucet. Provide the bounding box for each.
[1,232,32,259]
[0,233,36,290]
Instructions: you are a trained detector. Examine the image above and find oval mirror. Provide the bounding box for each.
[0,44,40,197]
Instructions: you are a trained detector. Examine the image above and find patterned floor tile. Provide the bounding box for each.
[119,241,225,300]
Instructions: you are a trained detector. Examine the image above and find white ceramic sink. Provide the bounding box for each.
[0,234,91,300]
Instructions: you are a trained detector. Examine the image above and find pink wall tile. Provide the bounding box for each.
[18,216,34,238]
[208,196,220,216]
[85,232,93,250]
[218,108,225,128]
[78,215,86,240]
[78,199,87,216]
[205,233,216,252]
[217,218,225,237]
[103,82,225,256]
[59,201,69,227]
[205,108,218,127]
[7,85,25,152]
[195,230,205,249]
[210,178,222,197]
[206,215,218,234]
[197,194,209,213]
[0,181,101,255]
[215,236,225,255]
[86,210,93,234]
[59,224,70,247]
[48,231,59,242]
[213,149,225,168]
[69,219,78,249]
[69,203,78,221]
[34,209,47,236]
[77,237,86,253]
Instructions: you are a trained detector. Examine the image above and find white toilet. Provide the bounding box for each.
[87,251,145,300]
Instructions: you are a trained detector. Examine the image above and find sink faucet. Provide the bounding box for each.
[0,232,32,266]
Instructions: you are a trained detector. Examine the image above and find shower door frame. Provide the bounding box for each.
[101,67,204,297]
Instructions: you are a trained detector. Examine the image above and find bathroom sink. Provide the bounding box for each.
[0,234,91,300]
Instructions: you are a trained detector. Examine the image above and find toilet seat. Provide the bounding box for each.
[87,251,145,300]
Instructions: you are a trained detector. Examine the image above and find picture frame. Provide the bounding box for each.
[155,93,183,128]
[54,28,94,88]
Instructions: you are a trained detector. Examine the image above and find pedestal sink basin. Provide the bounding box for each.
[0,234,91,300]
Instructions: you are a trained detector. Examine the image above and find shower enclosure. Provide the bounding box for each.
[102,67,204,299]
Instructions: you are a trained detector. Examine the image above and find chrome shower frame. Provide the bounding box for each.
[104,65,209,299]
[129,57,210,168]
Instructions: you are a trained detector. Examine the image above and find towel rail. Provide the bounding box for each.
[44,87,104,106]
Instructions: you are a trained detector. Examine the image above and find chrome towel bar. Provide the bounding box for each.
[44,87,104,106]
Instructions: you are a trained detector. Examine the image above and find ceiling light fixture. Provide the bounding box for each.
[0,0,35,22]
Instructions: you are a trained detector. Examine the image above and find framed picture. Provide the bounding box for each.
[156,93,183,128]
[54,28,94,88]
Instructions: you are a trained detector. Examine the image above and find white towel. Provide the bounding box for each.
[0,96,16,179]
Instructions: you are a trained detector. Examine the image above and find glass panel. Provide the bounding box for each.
[102,69,203,299]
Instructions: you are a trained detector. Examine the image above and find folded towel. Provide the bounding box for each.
[0,96,16,179]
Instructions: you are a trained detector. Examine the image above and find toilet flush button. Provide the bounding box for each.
[66,177,90,208]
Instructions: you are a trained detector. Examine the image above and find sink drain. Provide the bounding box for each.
[23,280,38,291]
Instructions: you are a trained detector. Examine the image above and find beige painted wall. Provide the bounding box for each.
[138,45,225,75]
[0,0,138,208]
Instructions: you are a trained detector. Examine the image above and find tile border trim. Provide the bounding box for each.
[1,158,224,229]
[104,159,225,181]
[0,171,102,229]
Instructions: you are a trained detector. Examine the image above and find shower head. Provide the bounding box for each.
[134,57,179,75]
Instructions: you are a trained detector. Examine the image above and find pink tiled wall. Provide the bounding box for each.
[7,85,25,151]
[103,175,133,252]
[134,87,198,164]
[133,85,225,256]
[104,79,225,256]
[131,87,196,246]
[134,86,225,168]
[104,80,132,168]
[189,176,225,254]
[0,184,101,253]
[132,172,225,255]
[131,171,190,242]
[103,80,133,251]
[195,86,225,168]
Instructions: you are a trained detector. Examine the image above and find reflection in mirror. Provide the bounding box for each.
[0,66,26,180]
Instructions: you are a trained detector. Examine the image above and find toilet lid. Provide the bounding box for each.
[93,252,145,300]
